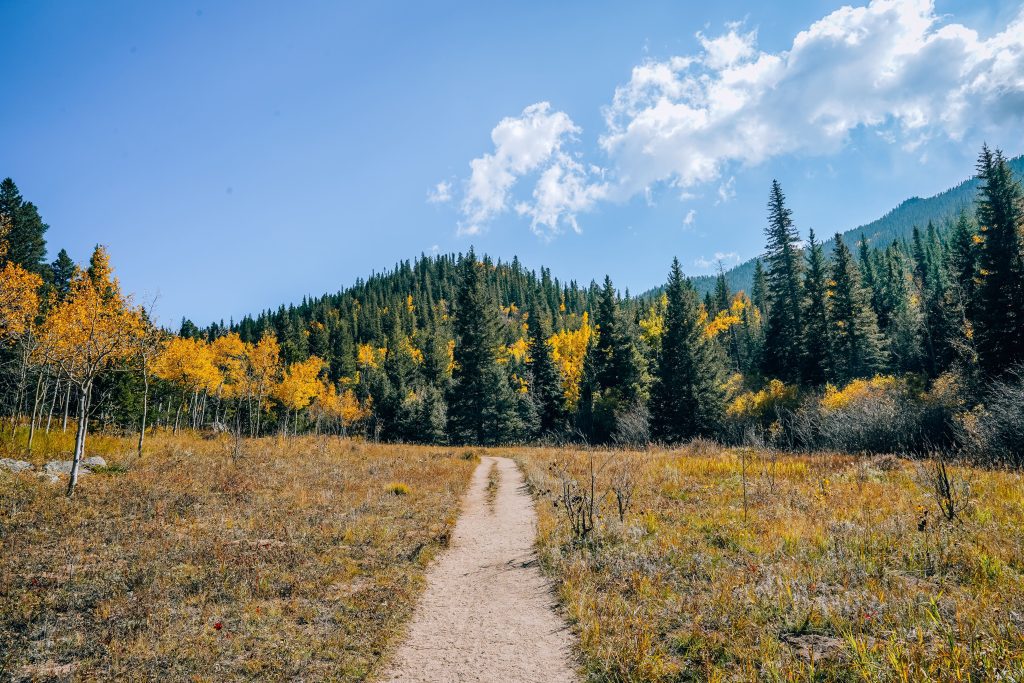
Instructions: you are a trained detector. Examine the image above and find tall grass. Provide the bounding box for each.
[516,444,1024,681]
[0,433,475,680]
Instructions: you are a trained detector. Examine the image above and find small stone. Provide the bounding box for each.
[83,456,107,468]
[0,458,33,474]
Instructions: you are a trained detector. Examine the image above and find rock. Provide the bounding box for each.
[43,460,74,475]
[42,457,106,476]
[37,472,60,484]
[0,458,33,474]
[780,632,847,663]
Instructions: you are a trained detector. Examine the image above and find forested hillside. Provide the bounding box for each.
[692,154,1024,296]
[2,145,1024,493]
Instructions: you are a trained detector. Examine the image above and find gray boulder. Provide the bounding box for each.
[83,456,106,468]
[43,460,76,475]
[0,458,34,474]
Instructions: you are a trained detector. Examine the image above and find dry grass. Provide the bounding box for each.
[514,445,1024,681]
[0,432,476,681]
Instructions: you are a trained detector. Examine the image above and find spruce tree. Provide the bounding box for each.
[751,260,768,314]
[650,258,724,442]
[801,229,829,386]
[761,180,804,383]
[526,290,565,435]
[48,248,77,300]
[448,250,523,444]
[828,235,887,383]
[973,145,1024,375]
[0,178,48,272]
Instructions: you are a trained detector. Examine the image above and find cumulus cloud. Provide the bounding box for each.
[695,251,742,269]
[447,0,1024,237]
[682,208,697,228]
[427,181,452,204]
[457,102,606,237]
[600,0,1024,199]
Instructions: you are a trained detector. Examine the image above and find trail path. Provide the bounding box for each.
[379,456,577,683]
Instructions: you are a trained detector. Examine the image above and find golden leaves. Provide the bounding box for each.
[548,311,592,410]
[274,356,325,411]
[0,262,42,343]
[35,246,144,384]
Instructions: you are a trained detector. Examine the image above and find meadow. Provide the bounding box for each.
[516,444,1024,681]
[3,433,1024,681]
[0,431,476,681]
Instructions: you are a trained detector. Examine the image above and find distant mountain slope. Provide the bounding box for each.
[688,155,1024,297]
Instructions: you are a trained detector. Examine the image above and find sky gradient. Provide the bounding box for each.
[2,0,1022,327]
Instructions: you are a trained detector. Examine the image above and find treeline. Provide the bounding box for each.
[1,146,1023,471]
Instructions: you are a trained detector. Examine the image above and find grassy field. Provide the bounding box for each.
[515,444,1024,682]
[4,434,1024,682]
[0,431,476,681]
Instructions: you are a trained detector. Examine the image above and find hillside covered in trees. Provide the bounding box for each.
[691,154,1024,297]
[2,145,1024,492]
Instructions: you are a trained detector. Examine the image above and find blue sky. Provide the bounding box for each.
[2,0,1022,327]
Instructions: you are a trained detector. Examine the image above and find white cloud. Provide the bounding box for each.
[427,181,452,204]
[716,176,736,204]
[448,0,1024,237]
[459,102,605,237]
[682,208,697,228]
[695,251,742,269]
[600,0,1024,200]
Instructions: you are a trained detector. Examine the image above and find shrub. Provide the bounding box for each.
[958,367,1024,466]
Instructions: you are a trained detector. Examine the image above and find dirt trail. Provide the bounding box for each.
[379,456,577,683]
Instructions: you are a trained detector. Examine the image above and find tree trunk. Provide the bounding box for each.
[255,394,264,437]
[62,383,71,432]
[46,378,58,433]
[174,396,183,434]
[67,383,91,498]
[137,359,150,458]
[27,373,45,454]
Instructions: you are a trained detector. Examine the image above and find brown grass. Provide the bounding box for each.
[514,445,1024,681]
[0,433,476,681]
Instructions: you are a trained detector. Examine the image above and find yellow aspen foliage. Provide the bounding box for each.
[210,332,247,397]
[503,337,529,364]
[339,387,371,425]
[548,311,593,409]
[400,337,424,364]
[0,262,42,343]
[639,294,667,345]
[820,375,899,413]
[446,338,456,373]
[33,245,145,495]
[704,292,753,338]
[153,336,220,393]
[406,294,415,312]
[36,247,144,384]
[511,373,529,394]
[357,343,387,369]
[274,355,325,412]
[726,379,798,419]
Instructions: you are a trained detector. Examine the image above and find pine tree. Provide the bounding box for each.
[579,276,647,443]
[526,290,565,435]
[879,242,922,373]
[801,229,829,386]
[448,250,523,444]
[650,258,724,442]
[973,145,1024,375]
[828,235,886,383]
[761,180,804,383]
[0,178,48,273]
[48,248,77,300]
[751,260,768,314]
[714,265,730,313]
